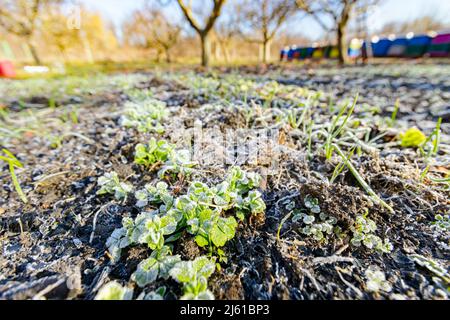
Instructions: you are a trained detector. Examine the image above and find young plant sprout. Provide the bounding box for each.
[105,227,130,263]
[135,181,174,210]
[292,196,340,243]
[170,168,264,261]
[137,287,166,300]
[96,171,133,201]
[389,99,400,126]
[105,167,265,298]
[432,214,449,232]
[132,246,181,287]
[134,138,175,168]
[304,195,321,214]
[121,98,168,133]
[365,267,392,293]
[236,190,266,221]
[350,212,393,254]
[169,256,216,300]
[158,149,197,179]
[0,149,28,203]
[95,281,133,300]
[125,210,179,250]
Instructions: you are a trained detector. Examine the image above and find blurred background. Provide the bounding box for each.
[0,0,449,75]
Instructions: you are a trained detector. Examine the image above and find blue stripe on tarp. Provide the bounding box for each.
[372,39,392,57]
[408,36,431,46]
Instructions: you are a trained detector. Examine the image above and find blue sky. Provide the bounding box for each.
[79,0,450,39]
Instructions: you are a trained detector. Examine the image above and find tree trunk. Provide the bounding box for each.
[28,43,41,65]
[58,46,68,62]
[155,48,162,63]
[337,24,349,65]
[200,33,211,67]
[164,48,172,64]
[262,39,272,64]
[219,41,230,64]
[77,30,94,63]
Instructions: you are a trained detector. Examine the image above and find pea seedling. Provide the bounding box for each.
[96,171,133,201]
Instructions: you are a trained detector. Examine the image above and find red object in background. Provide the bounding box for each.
[0,61,17,78]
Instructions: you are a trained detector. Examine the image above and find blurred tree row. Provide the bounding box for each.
[0,0,447,66]
[0,0,117,64]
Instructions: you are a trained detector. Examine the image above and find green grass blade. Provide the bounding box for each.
[333,144,394,214]
[9,163,28,204]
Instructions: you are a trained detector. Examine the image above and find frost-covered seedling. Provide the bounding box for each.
[432,214,450,232]
[138,287,166,300]
[122,211,178,250]
[350,214,393,254]
[167,167,264,260]
[170,256,216,300]
[292,196,339,243]
[141,213,178,250]
[135,181,174,210]
[96,172,133,201]
[126,88,153,102]
[95,281,133,300]
[365,268,392,293]
[304,195,321,214]
[236,190,266,221]
[106,210,180,262]
[173,185,238,260]
[134,138,175,168]
[299,212,338,242]
[106,227,131,263]
[227,167,262,195]
[132,246,181,287]
[188,208,238,253]
[121,99,168,133]
[158,149,197,178]
[105,167,265,297]
[225,167,265,220]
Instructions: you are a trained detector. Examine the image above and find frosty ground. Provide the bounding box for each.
[0,63,449,300]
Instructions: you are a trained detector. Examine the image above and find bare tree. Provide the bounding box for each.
[298,0,379,64]
[123,6,182,63]
[0,0,63,64]
[212,8,240,64]
[237,0,298,63]
[41,4,79,62]
[176,0,226,67]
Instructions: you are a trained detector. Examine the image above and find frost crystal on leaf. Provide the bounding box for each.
[132,246,181,287]
[95,281,133,300]
[365,268,392,293]
[96,171,132,201]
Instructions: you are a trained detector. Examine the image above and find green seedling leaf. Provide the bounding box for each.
[210,216,237,248]
[106,227,130,263]
[97,171,132,201]
[95,281,133,300]
[132,246,181,287]
[0,149,27,203]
